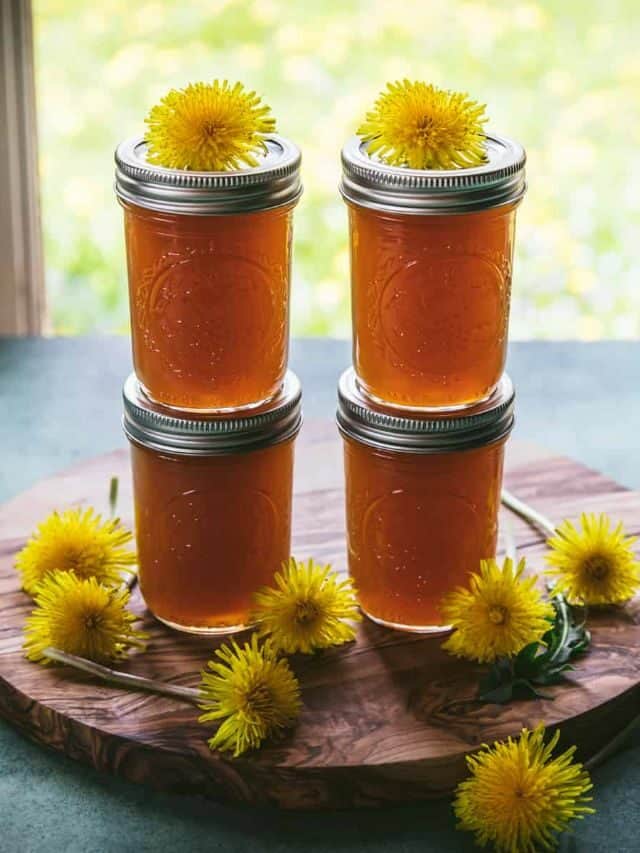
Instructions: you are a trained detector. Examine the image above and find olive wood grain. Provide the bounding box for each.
[0,421,638,809]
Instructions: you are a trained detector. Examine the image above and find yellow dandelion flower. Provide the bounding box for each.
[441,558,554,663]
[454,724,594,853]
[357,79,487,170]
[24,570,147,665]
[546,513,640,605]
[15,507,136,596]
[252,557,361,654]
[198,635,301,757]
[145,79,276,172]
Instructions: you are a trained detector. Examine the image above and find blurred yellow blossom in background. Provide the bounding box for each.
[35,0,640,338]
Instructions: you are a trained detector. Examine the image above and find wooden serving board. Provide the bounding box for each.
[0,421,639,809]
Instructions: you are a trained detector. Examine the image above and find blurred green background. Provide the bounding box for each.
[34,0,640,338]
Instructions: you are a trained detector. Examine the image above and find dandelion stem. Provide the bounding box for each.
[501,489,556,538]
[43,647,200,704]
[545,595,571,667]
[105,476,138,591]
[585,710,640,770]
[125,572,139,592]
[108,476,119,518]
[502,515,518,562]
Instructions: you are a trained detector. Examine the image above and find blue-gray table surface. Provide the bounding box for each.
[0,337,638,853]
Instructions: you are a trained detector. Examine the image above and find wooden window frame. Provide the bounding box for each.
[0,0,45,335]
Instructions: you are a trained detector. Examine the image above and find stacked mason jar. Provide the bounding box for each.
[337,134,526,632]
[114,134,303,634]
[113,127,525,639]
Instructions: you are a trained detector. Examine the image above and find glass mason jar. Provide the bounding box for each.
[337,368,514,632]
[115,136,302,412]
[340,135,525,411]
[123,371,302,634]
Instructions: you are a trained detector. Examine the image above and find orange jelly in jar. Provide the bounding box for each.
[340,134,526,411]
[338,369,514,632]
[123,371,302,634]
[115,135,302,412]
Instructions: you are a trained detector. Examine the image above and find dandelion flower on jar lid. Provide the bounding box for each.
[252,557,361,654]
[454,723,594,852]
[546,513,640,605]
[15,507,136,597]
[357,79,487,170]
[24,570,147,665]
[145,79,276,172]
[441,557,554,663]
[198,634,301,757]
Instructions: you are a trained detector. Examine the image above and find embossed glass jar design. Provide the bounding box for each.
[340,135,526,411]
[123,371,302,634]
[337,369,514,632]
[115,136,302,412]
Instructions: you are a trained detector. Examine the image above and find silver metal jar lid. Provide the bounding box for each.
[340,134,525,215]
[115,134,302,215]
[337,369,514,453]
[123,371,302,456]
